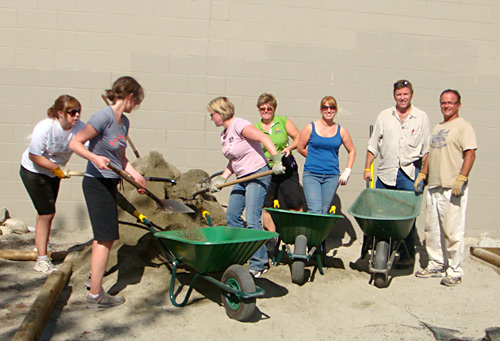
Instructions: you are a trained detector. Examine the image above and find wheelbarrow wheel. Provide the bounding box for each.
[291,235,307,285]
[221,264,256,322]
[374,240,389,288]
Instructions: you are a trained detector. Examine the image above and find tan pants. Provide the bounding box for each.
[424,186,468,278]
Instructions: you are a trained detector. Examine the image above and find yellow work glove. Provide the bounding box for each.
[51,165,70,178]
[451,174,468,197]
[414,173,427,194]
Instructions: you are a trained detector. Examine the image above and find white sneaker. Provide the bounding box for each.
[34,258,57,273]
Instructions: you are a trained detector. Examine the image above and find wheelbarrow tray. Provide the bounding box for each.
[154,226,278,274]
[264,208,343,247]
[348,188,422,240]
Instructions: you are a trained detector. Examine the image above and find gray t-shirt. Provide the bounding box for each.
[85,107,129,178]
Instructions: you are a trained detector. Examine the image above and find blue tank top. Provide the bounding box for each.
[304,122,342,175]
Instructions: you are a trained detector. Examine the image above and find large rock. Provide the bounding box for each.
[1,218,29,235]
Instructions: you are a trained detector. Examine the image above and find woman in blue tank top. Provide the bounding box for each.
[297,96,356,214]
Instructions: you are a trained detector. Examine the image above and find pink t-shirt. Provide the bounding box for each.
[221,117,267,178]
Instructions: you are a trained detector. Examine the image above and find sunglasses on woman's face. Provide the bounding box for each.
[66,109,81,117]
[321,105,337,111]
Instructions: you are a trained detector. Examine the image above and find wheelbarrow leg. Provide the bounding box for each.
[168,260,202,307]
[272,236,282,265]
[275,243,286,267]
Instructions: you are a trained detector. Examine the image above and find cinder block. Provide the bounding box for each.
[33,69,76,88]
[15,48,53,68]
[225,78,262,97]
[37,0,77,11]
[390,0,426,17]
[206,76,226,95]
[279,61,316,81]
[426,2,491,23]
[319,28,356,49]
[154,0,191,18]
[0,66,33,86]
[261,79,300,99]
[208,39,228,58]
[18,10,57,29]
[35,30,75,49]
[0,8,17,28]
[209,21,247,41]
[300,45,336,64]
[227,41,266,60]
[0,47,15,66]
[192,1,211,20]
[266,43,301,62]
[208,57,245,77]
[190,39,209,57]
[169,56,207,75]
[167,93,206,113]
[210,1,230,20]
[247,23,283,43]
[56,12,96,32]
[131,54,170,73]
[356,31,390,51]
[115,0,154,16]
[0,86,16,104]
[357,0,391,14]
[229,3,267,23]
[92,52,131,71]
[0,104,35,124]
[167,130,205,149]
[266,5,302,24]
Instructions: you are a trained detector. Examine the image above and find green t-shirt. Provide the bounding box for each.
[255,115,290,166]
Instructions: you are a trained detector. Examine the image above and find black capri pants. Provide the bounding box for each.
[20,166,61,215]
[83,176,120,242]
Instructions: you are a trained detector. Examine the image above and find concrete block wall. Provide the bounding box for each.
[0,0,499,238]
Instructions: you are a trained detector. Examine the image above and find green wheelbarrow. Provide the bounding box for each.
[348,188,423,288]
[139,216,277,321]
[265,208,343,284]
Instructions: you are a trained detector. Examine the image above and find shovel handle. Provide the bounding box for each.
[107,164,162,204]
[216,169,275,190]
[68,171,85,177]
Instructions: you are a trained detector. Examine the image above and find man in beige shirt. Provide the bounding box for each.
[414,89,477,287]
[363,79,430,266]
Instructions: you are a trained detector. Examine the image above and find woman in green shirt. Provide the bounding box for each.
[255,93,305,233]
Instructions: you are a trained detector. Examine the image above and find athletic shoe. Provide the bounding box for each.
[249,268,268,278]
[34,258,57,273]
[86,289,125,309]
[415,267,445,278]
[441,276,462,287]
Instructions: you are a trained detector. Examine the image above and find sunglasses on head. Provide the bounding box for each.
[321,105,337,110]
[66,109,81,117]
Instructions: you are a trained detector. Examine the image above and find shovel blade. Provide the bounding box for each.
[158,199,194,214]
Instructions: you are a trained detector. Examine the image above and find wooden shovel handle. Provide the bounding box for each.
[216,169,275,189]
[107,164,162,204]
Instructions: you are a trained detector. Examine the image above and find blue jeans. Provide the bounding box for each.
[302,171,339,214]
[376,167,420,260]
[226,166,271,271]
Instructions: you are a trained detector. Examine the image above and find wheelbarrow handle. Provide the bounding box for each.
[145,176,176,183]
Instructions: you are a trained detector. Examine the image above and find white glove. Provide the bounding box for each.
[338,168,351,185]
[271,153,285,175]
[209,176,226,192]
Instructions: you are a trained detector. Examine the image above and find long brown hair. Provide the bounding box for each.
[47,95,81,119]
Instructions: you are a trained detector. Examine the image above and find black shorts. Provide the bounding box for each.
[83,176,120,241]
[20,166,61,215]
[263,165,304,210]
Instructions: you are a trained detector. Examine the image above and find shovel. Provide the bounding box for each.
[107,163,194,214]
[190,168,279,200]
[68,171,176,183]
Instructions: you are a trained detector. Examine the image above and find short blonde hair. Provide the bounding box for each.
[207,97,235,121]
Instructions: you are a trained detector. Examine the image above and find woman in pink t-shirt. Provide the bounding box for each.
[207,96,284,278]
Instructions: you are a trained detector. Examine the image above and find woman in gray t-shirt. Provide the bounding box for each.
[70,76,145,309]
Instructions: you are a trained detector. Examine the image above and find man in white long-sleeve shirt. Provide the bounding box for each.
[363,79,431,266]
